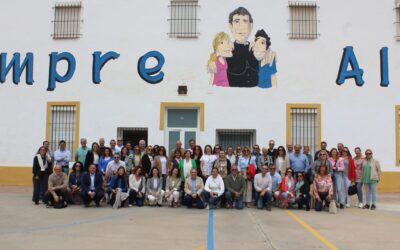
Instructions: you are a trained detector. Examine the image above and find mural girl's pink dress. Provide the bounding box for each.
[213,57,229,87]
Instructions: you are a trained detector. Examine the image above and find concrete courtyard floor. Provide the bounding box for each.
[0,186,399,250]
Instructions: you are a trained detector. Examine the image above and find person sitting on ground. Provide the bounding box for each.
[277,168,296,209]
[80,164,104,207]
[68,162,83,204]
[313,165,333,212]
[165,167,181,208]
[43,165,72,207]
[295,172,310,211]
[224,164,246,209]
[268,164,282,205]
[128,166,146,207]
[254,164,273,211]
[146,167,164,207]
[109,166,129,209]
[184,168,205,209]
[204,167,225,209]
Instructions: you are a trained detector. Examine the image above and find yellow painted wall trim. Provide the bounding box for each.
[1,166,398,192]
[395,105,400,166]
[286,103,321,147]
[159,102,205,131]
[46,101,80,153]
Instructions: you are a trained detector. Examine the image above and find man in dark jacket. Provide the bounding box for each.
[80,164,104,207]
[226,7,258,87]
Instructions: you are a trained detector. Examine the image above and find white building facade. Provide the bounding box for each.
[0,0,399,190]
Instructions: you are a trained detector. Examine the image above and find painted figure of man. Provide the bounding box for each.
[226,7,259,87]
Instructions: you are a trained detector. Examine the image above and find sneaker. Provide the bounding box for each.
[371,204,376,210]
[358,203,363,208]
[346,204,351,208]
[205,204,209,210]
[128,204,133,207]
[266,206,272,211]
[226,204,231,209]
[340,204,344,209]
[363,204,370,209]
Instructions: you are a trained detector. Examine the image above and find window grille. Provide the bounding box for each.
[117,127,148,146]
[48,104,79,156]
[168,0,200,38]
[216,129,256,150]
[52,2,82,39]
[288,1,319,39]
[395,1,400,40]
[288,105,320,156]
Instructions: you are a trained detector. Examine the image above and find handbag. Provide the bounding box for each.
[247,157,256,180]
[348,184,357,196]
[329,200,337,214]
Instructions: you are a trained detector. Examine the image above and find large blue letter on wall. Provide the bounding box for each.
[48,52,76,91]
[92,51,120,84]
[380,47,389,87]
[336,46,365,86]
[137,50,165,84]
[0,53,34,85]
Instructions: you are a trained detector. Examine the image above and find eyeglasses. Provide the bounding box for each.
[278,149,284,151]
[214,147,220,150]
[365,153,372,155]
[298,175,303,178]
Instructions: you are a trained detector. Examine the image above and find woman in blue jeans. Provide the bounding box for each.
[353,147,364,208]
[362,149,381,210]
[328,148,345,209]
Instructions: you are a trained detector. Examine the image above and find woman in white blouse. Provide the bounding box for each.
[200,145,217,181]
[165,167,181,208]
[204,167,225,209]
[128,166,146,207]
[275,146,290,176]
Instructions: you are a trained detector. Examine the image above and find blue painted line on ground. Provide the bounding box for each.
[207,209,214,250]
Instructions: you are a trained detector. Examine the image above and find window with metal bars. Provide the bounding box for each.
[216,129,256,150]
[117,127,148,147]
[47,103,79,157]
[287,105,321,156]
[288,1,319,39]
[395,1,400,40]
[52,2,82,39]
[168,0,200,38]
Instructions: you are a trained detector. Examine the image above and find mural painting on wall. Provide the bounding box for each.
[207,7,277,88]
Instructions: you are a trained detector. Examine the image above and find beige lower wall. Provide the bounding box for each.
[0,166,399,192]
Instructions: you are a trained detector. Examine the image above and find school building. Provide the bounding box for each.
[0,0,399,191]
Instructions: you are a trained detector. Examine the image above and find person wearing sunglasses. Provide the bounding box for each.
[295,172,310,211]
[277,168,296,209]
[353,147,364,208]
[362,149,381,210]
[342,147,356,208]
[224,164,246,209]
[328,148,345,209]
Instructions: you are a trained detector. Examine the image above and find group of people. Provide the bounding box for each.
[32,138,381,212]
